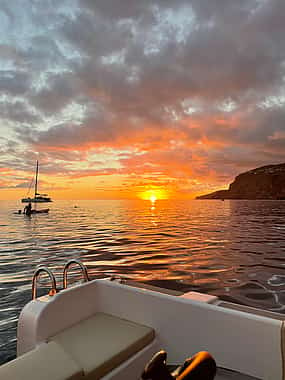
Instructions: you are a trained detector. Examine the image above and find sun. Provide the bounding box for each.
[138,189,168,201]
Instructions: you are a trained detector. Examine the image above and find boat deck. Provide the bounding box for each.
[216,367,260,379]
[15,277,279,379]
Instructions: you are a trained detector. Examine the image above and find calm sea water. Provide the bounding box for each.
[1,199,285,363]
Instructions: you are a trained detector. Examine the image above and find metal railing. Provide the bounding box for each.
[63,259,90,289]
[32,267,57,300]
[31,260,90,299]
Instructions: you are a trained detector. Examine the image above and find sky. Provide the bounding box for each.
[0,0,285,200]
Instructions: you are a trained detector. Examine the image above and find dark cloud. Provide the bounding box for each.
[0,71,30,96]
[29,72,80,114]
[0,100,39,124]
[82,0,174,20]
[1,0,285,192]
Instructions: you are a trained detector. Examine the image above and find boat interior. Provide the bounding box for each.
[1,259,284,380]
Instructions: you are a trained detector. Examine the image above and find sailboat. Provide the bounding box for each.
[21,160,52,203]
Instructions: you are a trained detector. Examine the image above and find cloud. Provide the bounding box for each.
[1,0,285,196]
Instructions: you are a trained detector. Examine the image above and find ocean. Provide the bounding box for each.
[0,199,285,363]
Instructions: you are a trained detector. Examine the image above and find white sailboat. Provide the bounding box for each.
[21,160,52,203]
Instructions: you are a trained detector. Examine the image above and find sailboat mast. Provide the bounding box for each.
[35,160,39,198]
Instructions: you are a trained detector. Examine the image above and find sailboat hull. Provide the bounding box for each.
[21,197,52,203]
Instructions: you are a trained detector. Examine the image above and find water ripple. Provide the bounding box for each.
[1,199,285,363]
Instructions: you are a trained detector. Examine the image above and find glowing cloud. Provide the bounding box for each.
[1,0,285,199]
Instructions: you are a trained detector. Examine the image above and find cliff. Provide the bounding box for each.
[196,163,285,200]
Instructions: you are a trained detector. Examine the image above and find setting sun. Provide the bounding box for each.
[138,189,168,201]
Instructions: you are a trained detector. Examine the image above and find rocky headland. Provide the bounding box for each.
[196,163,285,200]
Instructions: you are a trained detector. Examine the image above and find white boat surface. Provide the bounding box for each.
[1,260,284,379]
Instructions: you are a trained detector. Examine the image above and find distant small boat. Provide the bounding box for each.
[21,161,52,203]
[14,208,49,215]
[30,208,49,214]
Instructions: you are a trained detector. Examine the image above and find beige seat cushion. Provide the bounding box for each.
[50,312,155,380]
[0,341,84,380]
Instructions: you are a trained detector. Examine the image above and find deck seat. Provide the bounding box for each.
[0,341,84,380]
[50,312,155,380]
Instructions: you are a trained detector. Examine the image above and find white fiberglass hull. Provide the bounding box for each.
[12,278,285,380]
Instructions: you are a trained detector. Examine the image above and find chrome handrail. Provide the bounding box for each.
[32,267,57,300]
[63,259,89,289]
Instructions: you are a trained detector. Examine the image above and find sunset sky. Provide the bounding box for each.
[1,0,285,200]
